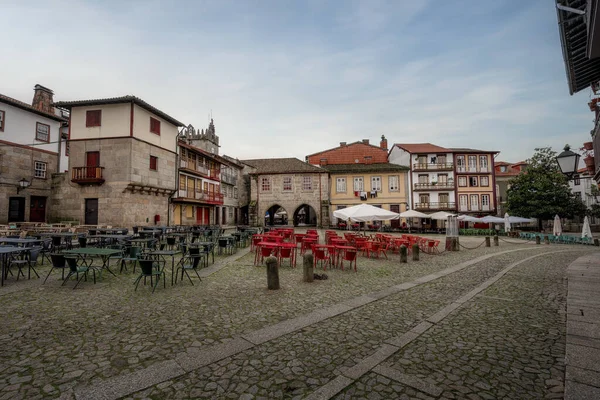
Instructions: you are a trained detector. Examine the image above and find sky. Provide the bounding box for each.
[1,0,595,163]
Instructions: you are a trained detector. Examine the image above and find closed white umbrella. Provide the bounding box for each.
[582,216,592,239]
[504,212,511,233]
[553,215,562,236]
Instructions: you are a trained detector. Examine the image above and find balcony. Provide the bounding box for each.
[413,163,454,171]
[456,166,490,173]
[413,182,454,191]
[413,202,456,211]
[71,166,105,185]
[221,173,237,186]
[176,189,223,205]
[209,169,220,180]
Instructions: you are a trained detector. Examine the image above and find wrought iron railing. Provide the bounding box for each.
[413,202,456,210]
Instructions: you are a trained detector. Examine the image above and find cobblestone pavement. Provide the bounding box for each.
[0,232,594,399]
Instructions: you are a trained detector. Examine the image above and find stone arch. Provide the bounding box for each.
[293,204,318,227]
[264,203,289,226]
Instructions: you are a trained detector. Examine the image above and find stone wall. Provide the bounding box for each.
[249,172,329,227]
[0,143,58,223]
[49,137,175,227]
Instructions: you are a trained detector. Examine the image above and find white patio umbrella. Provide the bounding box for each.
[428,211,456,220]
[508,216,534,223]
[504,212,511,233]
[398,210,430,219]
[582,216,592,239]
[553,215,562,236]
[458,215,483,222]
[480,215,505,223]
[333,203,400,222]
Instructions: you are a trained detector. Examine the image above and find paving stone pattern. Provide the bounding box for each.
[0,233,594,399]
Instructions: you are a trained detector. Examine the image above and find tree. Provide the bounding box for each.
[506,147,586,231]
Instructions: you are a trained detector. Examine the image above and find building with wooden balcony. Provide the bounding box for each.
[451,148,498,215]
[0,85,68,224]
[172,121,244,226]
[51,96,184,226]
[388,143,456,213]
[306,136,409,228]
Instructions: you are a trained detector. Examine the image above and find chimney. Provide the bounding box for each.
[340,142,347,147]
[32,84,54,114]
[380,135,388,150]
[362,139,369,145]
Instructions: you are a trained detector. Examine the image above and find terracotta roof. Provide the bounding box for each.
[0,93,67,122]
[54,95,184,126]
[513,161,528,165]
[449,147,499,154]
[320,163,409,173]
[306,140,385,157]
[242,158,325,174]
[393,143,451,153]
[495,161,510,166]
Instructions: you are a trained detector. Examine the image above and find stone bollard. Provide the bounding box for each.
[595,239,599,247]
[493,236,499,246]
[544,236,550,245]
[400,245,407,263]
[535,236,541,245]
[412,244,419,261]
[266,256,279,290]
[485,237,491,247]
[303,253,314,282]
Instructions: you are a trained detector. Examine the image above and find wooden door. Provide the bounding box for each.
[196,207,203,225]
[85,198,98,225]
[204,208,210,225]
[86,151,100,178]
[30,196,46,222]
[8,198,25,222]
[390,205,400,228]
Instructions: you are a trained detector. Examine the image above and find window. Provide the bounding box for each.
[456,156,465,171]
[34,161,47,179]
[470,194,479,210]
[179,175,186,190]
[389,175,399,191]
[480,176,489,186]
[418,174,428,184]
[65,141,70,156]
[469,176,478,187]
[150,117,161,135]
[574,175,580,185]
[234,188,238,199]
[229,207,234,220]
[439,193,449,204]
[149,156,158,170]
[437,155,447,165]
[86,110,102,127]
[468,156,477,172]
[336,177,346,193]
[35,122,50,142]
[419,193,430,204]
[261,177,271,191]
[303,176,313,190]
[500,165,507,172]
[283,176,293,191]
[482,194,490,210]
[371,176,381,191]
[479,155,488,171]
[0,110,5,131]
[458,176,467,187]
[353,177,364,191]
[438,174,448,184]
[459,194,468,210]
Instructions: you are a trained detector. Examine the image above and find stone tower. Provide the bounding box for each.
[184,118,220,155]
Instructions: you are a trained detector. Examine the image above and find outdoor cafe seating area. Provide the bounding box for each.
[251,228,442,273]
[0,225,258,292]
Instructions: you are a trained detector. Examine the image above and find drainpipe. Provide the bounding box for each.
[319,173,322,228]
[169,129,186,226]
[256,175,260,227]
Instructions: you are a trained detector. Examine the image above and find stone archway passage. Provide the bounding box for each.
[294,204,317,227]
[265,204,289,226]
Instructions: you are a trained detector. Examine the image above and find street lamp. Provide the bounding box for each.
[556,144,581,179]
[16,178,30,194]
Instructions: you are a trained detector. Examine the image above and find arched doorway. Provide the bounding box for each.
[265,204,289,226]
[293,204,317,227]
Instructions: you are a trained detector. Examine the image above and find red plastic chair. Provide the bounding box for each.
[312,245,331,270]
[340,248,358,272]
[278,245,295,267]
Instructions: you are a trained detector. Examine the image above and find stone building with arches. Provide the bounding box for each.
[241,158,330,228]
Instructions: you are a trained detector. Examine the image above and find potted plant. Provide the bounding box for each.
[585,155,595,167]
[584,142,593,150]
[589,98,600,112]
